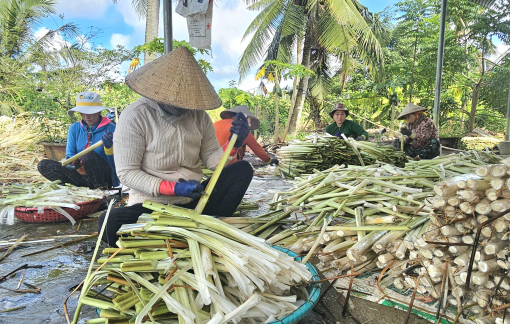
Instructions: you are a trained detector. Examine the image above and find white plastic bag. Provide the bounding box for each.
[187,2,213,50]
[176,0,209,17]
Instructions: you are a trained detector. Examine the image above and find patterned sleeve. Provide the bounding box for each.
[413,117,439,147]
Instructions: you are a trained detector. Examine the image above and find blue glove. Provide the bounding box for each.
[356,136,365,141]
[174,180,204,199]
[229,113,249,148]
[334,132,344,138]
[102,132,114,149]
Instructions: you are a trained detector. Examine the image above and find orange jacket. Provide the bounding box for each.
[214,118,271,164]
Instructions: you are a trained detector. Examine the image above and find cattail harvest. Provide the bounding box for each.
[0,115,46,183]
[0,181,104,225]
[71,202,314,324]
[264,152,510,323]
[276,134,409,178]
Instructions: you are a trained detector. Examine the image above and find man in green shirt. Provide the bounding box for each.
[325,103,368,140]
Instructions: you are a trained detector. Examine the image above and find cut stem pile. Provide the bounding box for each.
[0,115,46,183]
[73,202,313,324]
[0,181,104,225]
[304,157,510,323]
[276,134,409,178]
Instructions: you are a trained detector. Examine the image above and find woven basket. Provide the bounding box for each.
[15,199,103,223]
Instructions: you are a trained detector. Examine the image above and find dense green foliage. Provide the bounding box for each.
[1,0,509,144]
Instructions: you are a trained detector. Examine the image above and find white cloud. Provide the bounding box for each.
[110,33,131,48]
[115,0,146,30]
[211,1,258,60]
[34,27,70,51]
[54,0,110,19]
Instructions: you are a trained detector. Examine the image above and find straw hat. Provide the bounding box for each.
[220,105,260,130]
[329,103,349,118]
[397,103,427,120]
[68,91,107,117]
[125,47,222,110]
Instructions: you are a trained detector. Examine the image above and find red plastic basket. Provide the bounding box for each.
[15,199,103,223]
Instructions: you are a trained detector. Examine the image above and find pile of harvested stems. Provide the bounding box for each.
[73,202,313,324]
[266,153,510,322]
[276,134,409,178]
[0,181,104,225]
[0,115,46,183]
[461,136,501,150]
[376,158,510,323]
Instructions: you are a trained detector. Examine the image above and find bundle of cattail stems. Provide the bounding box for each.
[366,159,510,323]
[276,134,409,178]
[72,202,313,324]
[0,115,46,183]
[265,153,510,323]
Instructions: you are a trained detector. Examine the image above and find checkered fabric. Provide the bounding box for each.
[37,151,113,189]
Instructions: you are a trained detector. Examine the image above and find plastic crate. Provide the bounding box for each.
[15,199,103,223]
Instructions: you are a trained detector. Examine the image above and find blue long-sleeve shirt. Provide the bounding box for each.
[66,117,119,187]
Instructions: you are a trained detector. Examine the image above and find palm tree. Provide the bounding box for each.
[112,0,160,63]
[0,0,56,58]
[239,0,382,139]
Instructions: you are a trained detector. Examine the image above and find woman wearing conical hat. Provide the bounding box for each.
[395,103,440,160]
[325,103,368,141]
[214,105,278,166]
[97,47,251,246]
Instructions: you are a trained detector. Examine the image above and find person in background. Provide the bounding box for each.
[98,47,252,247]
[37,91,119,189]
[325,103,368,141]
[396,103,440,160]
[214,105,278,166]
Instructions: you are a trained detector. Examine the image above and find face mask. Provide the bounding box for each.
[160,104,188,116]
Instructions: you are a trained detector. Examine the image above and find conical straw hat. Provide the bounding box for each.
[397,103,427,120]
[125,47,222,110]
[220,105,260,130]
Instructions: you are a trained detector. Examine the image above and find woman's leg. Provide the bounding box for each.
[37,159,88,187]
[97,204,151,247]
[81,151,113,189]
[182,160,253,217]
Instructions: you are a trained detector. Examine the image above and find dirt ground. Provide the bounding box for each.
[1,167,431,324]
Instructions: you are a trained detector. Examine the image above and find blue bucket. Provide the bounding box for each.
[266,245,322,324]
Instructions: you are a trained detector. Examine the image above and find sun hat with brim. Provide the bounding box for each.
[67,91,107,117]
[397,103,427,120]
[125,47,222,110]
[220,105,260,130]
[329,103,349,118]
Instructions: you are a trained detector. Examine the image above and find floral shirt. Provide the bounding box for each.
[408,115,439,148]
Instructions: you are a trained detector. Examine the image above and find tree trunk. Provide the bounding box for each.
[409,35,419,103]
[460,100,467,132]
[391,103,395,130]
[254,105,259,139]
[281,34,303,141]
[274,79,280,143]
[144,0,160,64]
[288,32,312,137]
[313,101,322,129]
[468,84,481,132]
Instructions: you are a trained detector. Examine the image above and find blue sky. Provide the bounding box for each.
[39,0,398,92]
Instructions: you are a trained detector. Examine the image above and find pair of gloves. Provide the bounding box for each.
[334,132,365,141]
[159,113,251,199]
[400,127,416,143]
[65,132,114,173]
